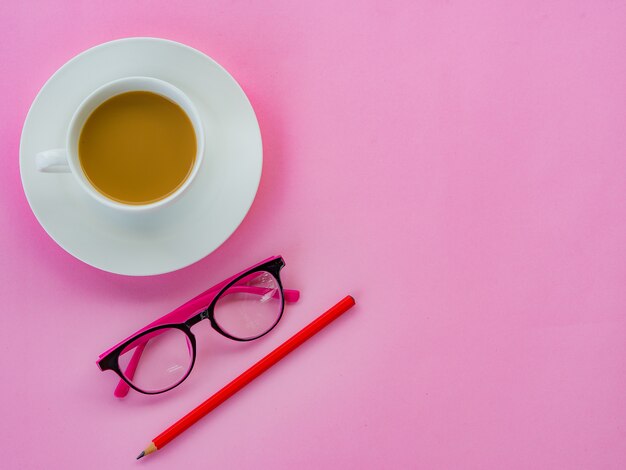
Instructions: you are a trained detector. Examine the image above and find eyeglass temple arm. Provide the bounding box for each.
[113,341,147,397]
[113,286,300,398]
[140,286,299,331]
[101,279,300,361]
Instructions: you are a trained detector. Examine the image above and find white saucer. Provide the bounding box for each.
[20,38,262,276]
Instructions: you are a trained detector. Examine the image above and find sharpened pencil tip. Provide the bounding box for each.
[137,441,157,459]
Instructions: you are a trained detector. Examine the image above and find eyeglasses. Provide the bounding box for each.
[97,256,300,396]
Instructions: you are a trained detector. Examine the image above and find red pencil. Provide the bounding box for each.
[137,295,356,459]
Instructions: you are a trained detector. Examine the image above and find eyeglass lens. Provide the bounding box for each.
[117,327,193,393]
[213,270,283,340]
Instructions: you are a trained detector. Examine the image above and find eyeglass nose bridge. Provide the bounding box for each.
[185,307,213,328]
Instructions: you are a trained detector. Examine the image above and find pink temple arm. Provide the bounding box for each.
[99,256,294,361]
[114,341,146,397]
[112,286,300,397]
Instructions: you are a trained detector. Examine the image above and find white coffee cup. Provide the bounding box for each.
[35,76,205,212]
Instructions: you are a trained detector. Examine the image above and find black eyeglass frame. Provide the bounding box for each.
[98,257,287,395]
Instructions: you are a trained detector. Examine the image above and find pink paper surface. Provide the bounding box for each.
[1,1,626,468]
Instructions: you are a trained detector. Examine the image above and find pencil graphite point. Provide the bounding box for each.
[136,442,157,460]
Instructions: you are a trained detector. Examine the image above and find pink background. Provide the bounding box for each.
[1,1,626,468]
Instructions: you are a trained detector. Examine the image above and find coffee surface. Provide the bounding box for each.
[79,91,196,205]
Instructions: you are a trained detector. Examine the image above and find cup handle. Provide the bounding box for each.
[36,149,71,173]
